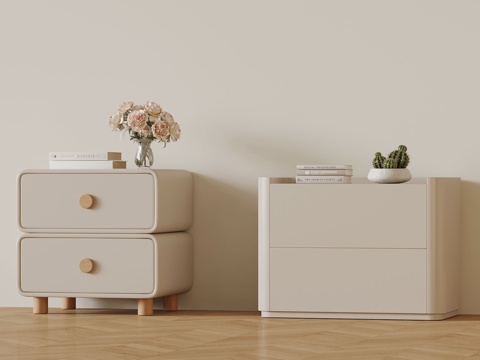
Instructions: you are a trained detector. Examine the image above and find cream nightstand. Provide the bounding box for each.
[17,169,193,316]
[259,177,461,320]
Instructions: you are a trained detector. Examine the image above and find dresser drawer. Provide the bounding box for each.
[269,248,427,314]
[269,183,427,249]
[18,233,193,298]
[18,169,193,233]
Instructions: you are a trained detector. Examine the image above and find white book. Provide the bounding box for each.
[296,169,353,176]
[49,160,126,169]
[296,165,353,170]
[49,151,122,161]
[295,176,352,184]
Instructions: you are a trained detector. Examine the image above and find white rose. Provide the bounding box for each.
[145,101,162,116]
[162,111,174,126]
[169,122,181,141]
[132,104,144,111]
[118,101,134,113]
[108,112,122,129]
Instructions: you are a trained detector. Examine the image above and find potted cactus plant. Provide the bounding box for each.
[368,145,412,184]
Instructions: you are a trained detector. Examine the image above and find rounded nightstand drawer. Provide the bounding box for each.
[18,233,194,299]
[17,169,193,233]
[19,236,156,295]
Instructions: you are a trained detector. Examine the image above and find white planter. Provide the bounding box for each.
[367,168,412,184]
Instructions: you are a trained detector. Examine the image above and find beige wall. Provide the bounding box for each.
[1,0,480,313]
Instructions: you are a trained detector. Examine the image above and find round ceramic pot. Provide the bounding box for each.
[367,168,412,184]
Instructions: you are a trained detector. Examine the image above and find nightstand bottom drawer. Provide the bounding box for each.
[19,237,155,295]
[18,233,193,298]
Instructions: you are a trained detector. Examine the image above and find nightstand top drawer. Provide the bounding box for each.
[18,169,193,233]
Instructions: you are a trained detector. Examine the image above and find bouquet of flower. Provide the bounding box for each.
[108,101,181,145]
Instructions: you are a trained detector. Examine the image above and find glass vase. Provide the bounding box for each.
[134,138,154,168]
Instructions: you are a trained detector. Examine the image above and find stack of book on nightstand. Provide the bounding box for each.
[295,165,353,184]
[48,151,126,169]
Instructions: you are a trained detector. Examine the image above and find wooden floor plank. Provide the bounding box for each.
[1,308,480,359]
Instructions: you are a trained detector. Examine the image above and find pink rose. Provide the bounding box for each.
[137,125,151,137]
[152,120,170,141]
[127,110,147,128]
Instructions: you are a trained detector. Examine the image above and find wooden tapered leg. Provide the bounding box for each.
[163,295,178,311]
[33,297,48,314]
[138,299,153,316]
[62,297,76,310]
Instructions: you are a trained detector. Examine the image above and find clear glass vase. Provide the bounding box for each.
[134,138,154,168]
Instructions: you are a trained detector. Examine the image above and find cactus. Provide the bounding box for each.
[383,158,398,168]
[388,145,409,168]
[372,152,386,169]
[372,145,410,168]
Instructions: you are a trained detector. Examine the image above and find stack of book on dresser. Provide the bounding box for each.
[295,165,353,184]
[48,151,126,169]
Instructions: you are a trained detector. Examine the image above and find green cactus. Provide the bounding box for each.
[372,152,386,169]
[371,145,410,168]
[383,158,398,168]
[388,145,410,168]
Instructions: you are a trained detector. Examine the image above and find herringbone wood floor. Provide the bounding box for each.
[1,308,480,359]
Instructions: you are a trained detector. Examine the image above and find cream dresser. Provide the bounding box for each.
[258,177,461,320]
[17,169,193,316]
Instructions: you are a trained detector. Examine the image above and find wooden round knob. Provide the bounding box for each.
[79,194,94,209]
[79,258,94,273]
